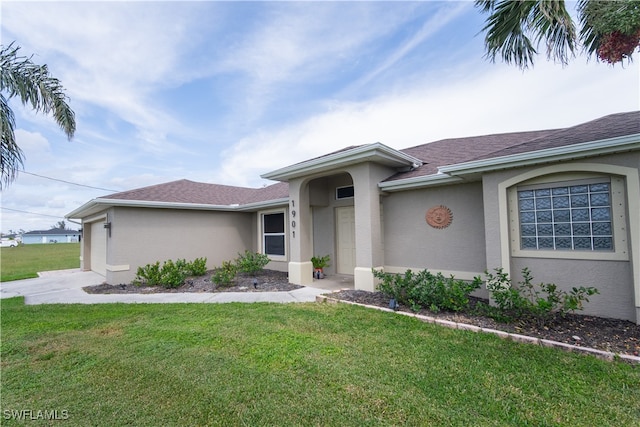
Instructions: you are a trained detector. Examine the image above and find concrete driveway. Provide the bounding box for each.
[0,269,350,305]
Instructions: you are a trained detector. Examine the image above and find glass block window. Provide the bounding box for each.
[262,212,285,256]
[518,181,613,251]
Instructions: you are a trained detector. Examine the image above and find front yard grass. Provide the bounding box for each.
[1,298,638,425]
[0,243,80,282]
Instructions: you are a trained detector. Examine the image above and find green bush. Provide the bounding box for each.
[134,262,162,286]
[187,257,208,276]
[160,259,186,288]
[373,269,481,313]
[236,251,270,276]
[134,257,209,288]
[483,267,599,325]
[212,261,238,287]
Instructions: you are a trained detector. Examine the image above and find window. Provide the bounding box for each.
[262,212,285,256]
[517,180,613,251]
[336,185,354,200]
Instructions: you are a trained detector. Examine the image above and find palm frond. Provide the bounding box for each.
[478,0,577,69]
[0,42,76,188]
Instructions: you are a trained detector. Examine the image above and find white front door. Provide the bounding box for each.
[336,206,356,275]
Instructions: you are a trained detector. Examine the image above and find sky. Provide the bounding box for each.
[1,1,638,234]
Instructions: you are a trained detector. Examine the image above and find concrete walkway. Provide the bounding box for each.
[0,269,353,305]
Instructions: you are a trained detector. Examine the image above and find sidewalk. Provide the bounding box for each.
[0,269,353,305]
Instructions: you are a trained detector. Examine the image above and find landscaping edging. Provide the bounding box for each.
[316,295,640,364]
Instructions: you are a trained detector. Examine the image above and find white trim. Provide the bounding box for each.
[261,142,422,181]
[379,173,464,192]
[440,134,640,177]
[258,209,288,262]
[379,134,640,193]
[67,197,289,219]
[508,176,628,261]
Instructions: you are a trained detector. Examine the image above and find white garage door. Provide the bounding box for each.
[90,221,107,276]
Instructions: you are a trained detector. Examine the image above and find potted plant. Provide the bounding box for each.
[311,255,330,279]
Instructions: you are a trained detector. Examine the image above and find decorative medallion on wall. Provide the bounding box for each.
[425,205,453,229]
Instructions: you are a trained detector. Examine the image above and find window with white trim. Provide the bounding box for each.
[262,212,285,256]
[517,179,613,251]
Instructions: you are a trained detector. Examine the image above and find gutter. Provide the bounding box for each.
[439,134,640,177]
[261,142,423,181]
[380,134,640,192]
[66,197,289,220]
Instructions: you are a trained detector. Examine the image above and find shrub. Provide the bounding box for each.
[212,261,238,287]
[186,257,208,276]
[236,251,270,276]
[373,268,481,313]
[160,259,187,288]
[134,262,162,286]
[483,267,599,325]
[134,257,209,288]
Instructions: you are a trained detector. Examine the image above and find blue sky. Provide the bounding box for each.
[1,1,638,234]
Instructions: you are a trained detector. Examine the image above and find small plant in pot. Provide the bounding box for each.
[311,255,330,279]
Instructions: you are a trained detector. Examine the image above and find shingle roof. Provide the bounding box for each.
[24,229,81,235]
[98,111,638,204]
[386,111,639,182]
[102,179,288,205]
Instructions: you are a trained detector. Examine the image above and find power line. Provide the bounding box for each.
[21,171,118,192]
[0,206,66,219]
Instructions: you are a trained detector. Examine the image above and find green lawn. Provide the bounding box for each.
[0,243,80,282]
[1,298,638,426]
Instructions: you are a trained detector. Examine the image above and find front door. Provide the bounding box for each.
[336,206,356,275]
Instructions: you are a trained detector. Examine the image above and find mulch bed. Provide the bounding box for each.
[83,270,640,357]
[330,290,640,357]
[83,270,303,294]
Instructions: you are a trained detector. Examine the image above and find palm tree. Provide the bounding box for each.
[1,42,76,189]
[475,0,640,69]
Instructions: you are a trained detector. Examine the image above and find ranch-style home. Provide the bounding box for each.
[67,111,640,323]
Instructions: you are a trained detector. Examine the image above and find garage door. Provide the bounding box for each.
[90,221,107,276]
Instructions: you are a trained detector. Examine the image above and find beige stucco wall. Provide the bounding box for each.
[104,207,254,284]
[382,181,487,279]
[481,152,640,322]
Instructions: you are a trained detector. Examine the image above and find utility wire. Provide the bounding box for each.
[21,171,118,192]
[1,206,66,219]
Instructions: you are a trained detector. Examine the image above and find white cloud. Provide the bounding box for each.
[216,58,639,187]
[14,130,52,163]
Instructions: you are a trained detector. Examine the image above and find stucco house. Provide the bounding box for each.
[22,229,82,244]
[67,111,640,323]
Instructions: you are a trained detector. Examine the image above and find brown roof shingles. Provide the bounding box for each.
[387,111,639,182]
[103,179,288,206]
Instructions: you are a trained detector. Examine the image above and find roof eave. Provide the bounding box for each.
[379,173,464,192]
[261,142,423,181]
[439,134,640,177]
[67,198,242,219]
[236,198,289,212]
[66,197,291,219]
[378,134,640,192]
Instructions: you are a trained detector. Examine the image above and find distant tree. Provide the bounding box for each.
[52,220,67,230]
[475,0,640,69]
[1,42,76,189]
